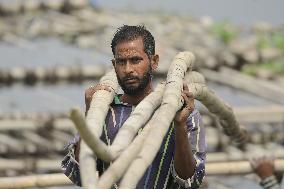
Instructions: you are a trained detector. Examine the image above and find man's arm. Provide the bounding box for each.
[172,84,206,189]
[174,121,196,179]
[174,84,196,179]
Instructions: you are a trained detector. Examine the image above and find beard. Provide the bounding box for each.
[117,66,152,96]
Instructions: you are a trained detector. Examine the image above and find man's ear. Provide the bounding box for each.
[151,54,159,71]
[111,59,115,67]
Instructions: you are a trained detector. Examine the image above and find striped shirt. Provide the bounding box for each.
[61,95,206,189]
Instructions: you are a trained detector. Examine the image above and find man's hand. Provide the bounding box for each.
[85,84,111,112]
[174,83,195,126]
[250,156,275,180]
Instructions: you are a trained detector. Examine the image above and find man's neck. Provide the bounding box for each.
[120,86,152,106]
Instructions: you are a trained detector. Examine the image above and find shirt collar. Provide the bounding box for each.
[113,94,132,106]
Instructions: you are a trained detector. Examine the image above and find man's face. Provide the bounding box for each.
[112,37,153,95]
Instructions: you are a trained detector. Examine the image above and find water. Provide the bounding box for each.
[0,38,110,69]
[94,0,284,26]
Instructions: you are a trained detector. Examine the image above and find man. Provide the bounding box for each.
[62,25,206,189]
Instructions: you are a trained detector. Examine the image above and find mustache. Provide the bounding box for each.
[122,76,139,82]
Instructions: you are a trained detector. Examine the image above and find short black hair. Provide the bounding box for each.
[111,25,155,58]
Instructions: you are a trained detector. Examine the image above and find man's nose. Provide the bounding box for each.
[124,61,134,73]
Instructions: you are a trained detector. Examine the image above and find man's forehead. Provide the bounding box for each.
[115,43,145,58]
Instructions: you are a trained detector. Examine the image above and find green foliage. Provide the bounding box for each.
[242,61,284,76]
[261,60,284,74]
[241,64,258,76]
[257,36,271,49]
[272,32,284,50]
[211,21,238,44]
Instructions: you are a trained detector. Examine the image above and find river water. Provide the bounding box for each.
[94,0,284,26]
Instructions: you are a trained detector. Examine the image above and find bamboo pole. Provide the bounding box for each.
[109,82,165,155]
[98,120,153,189]
[0,158,60,171]
[234,106,284,124]
[79,141,99,189]
[0,173,72,189]
[206,159,284,175]
[70,83,165,162]
[77,69,118,189]
[119,52,195,189]
[70,52,250,188]
[70,108,114,162]
[186,71,248,144]
[96,83,166,188]
[201,67,284,104]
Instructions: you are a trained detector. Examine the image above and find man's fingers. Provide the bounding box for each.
[182,83,194,99]
[184,91,194,98]
[183,83,189,92]
[88,84,111,92]
[181,92,194,111]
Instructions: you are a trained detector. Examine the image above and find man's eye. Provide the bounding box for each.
[131,58,141,64]
[116,59,125,65]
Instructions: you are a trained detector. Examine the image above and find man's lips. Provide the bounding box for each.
[124,78,138,84]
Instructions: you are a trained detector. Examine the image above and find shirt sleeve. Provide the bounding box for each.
[260,175,280,189]
[61,133,82,187]
[171,109,206,189]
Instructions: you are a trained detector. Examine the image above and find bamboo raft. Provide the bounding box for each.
[0,106,283,155]
[1,105,283,123]
[1,144,284,172]
[1,159,284,189]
